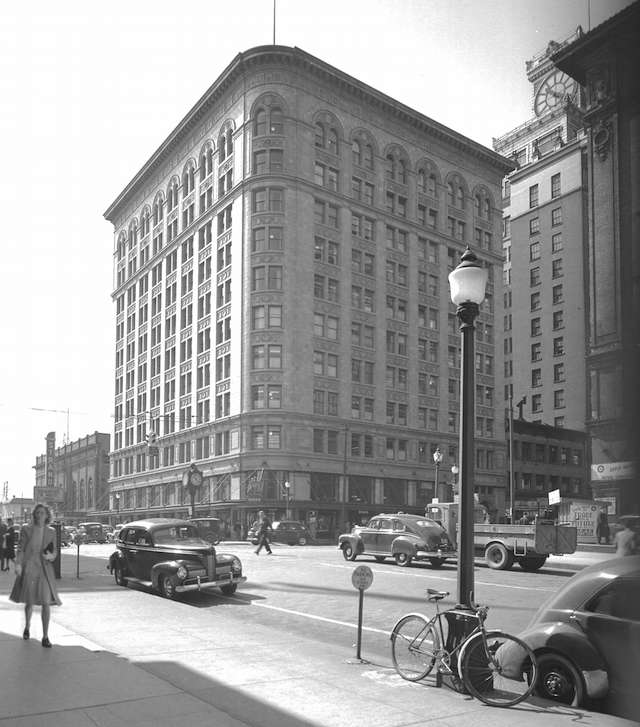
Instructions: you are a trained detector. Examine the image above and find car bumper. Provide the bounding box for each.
[414,549,456,560]
[175,575,247,593]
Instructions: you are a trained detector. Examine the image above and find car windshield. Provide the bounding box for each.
[153,525,206,546]
[277,522,302,530]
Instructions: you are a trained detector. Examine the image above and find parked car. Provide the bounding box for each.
[108,518,246,599]
[190,517,222,545]
[510,555,640,720]
[247,519,309,546]
[78,522,107,543]
[337,512,456,568]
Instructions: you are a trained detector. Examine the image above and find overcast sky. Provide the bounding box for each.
[0,0,632,501]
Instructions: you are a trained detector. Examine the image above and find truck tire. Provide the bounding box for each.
[518,555,547,572]
[485,542,514,570]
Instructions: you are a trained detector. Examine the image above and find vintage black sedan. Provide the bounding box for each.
[338,513,456,568]
[512,555,640,721]
[108,518,246,599]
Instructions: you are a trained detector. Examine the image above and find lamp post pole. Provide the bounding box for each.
[284,481,290,519]
[433,447,443,501]
[451,464,459,501]
[182,463,203,519]
[115,493,120,525]
[449,246,487,610]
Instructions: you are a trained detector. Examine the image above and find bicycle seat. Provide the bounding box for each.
[426,588,449,601]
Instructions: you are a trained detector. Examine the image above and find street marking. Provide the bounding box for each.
[228,595,391,636]
[318,562,555,592]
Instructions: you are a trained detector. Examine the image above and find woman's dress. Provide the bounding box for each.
[10,525,62,606]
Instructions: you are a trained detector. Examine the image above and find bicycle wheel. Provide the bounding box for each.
[391,614,440,681]
[459,630,537,707]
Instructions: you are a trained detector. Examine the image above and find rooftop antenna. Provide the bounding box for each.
[587,0,591,30]
[273,0,276,44]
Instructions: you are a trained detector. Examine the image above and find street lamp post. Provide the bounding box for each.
[449,246,487,610]
[115,493,120,524]
[451,464,459,500]
[283,481,290,519]
[433,447,443,501]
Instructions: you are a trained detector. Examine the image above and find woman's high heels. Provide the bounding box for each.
[42,637,52,648]
[23,628,29,640]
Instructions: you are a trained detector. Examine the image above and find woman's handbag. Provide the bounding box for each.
[9,567,23,603]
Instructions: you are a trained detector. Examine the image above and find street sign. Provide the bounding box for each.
[548,489,561,505]
[351,565,373,591]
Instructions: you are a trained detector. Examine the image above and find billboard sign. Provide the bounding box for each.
[591,461,635,481]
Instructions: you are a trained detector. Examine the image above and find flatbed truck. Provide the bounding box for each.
[425,502,578,571]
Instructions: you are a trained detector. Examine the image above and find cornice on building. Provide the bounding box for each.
[104,45,514,222]
[507,134,586,184]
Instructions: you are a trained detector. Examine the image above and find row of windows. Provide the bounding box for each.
[528,173,562,209]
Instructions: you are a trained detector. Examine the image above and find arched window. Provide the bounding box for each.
[474,194,482,216]
[363,143,373,170]
[417,169,426,194]
[352,139,362,167]
[255,108,267,136]
[128,221,138,248]
[483,198,491,218]
[200,144,214,180]
[456,186,465,209]
[153,194,164,226]
[141,207,150,237]
[386,153,395,181]
[167,179,179,211]
[117,234,126,261]
[182,164,195,196]
[447,182,455,205]
[315,122,325,149]
[270,107,283,134]
[327,128,338,155]
[398,158,407,184]
[427,174,436,197]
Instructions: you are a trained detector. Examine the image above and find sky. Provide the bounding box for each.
[0,0,633,501]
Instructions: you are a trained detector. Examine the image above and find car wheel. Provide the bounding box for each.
[114,563,127,587]
[220,583,237,596]
[395,552,412,567]
[429,557,446,568]
[159,575,177,600]
[374,556,386,563]
[535,653,585,707]
[485,542,514,570]
[342,544,357,561]
[298,537,307,546]
[518,555,547,572]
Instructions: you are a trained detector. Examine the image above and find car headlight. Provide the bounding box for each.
[231,557,242,575]
[176,565,188,580]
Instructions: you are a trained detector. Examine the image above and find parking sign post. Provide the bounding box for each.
[348,565,373,664]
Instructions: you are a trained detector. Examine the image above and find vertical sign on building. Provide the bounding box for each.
[45,432,56,489]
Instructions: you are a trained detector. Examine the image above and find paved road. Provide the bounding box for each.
[53,542,613,666]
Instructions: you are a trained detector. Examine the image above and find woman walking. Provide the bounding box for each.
[10,504,62,647]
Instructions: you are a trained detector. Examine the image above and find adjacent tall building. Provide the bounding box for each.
[553,1,640,516]
[493,29,593,514]
[104,46,512,534]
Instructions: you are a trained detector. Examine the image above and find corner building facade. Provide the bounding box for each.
[104,46,512,536]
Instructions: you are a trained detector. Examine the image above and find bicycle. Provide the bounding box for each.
[390,588,538,707]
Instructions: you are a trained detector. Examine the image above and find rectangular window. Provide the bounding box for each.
[551,173,561,199]
[532,393,542,413]
[553,310,564,330]
[552,284,563,305]
[552,232,563,253]
[529,241,541,261]
[554,389,565,409]
[531,342,542,361]
[529,217,540,235]
[530,267,541,286]
[531,291,541,311]
[553,337,564,356]
[529,184,539,208]
[531,368,542,387]
[551,207,562,226]
[554,362,565,383]
[552,258,563,279]
[531,317,542,336]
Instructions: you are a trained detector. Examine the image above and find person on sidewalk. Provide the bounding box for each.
[0,518,7,571]
[254,511,273,555]
[3,518,17,571]
[614,518,638,557]
[596,509,610,545]
[9,504,62,647]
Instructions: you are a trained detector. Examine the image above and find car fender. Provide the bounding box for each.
[519,621,609,699]
[150,560,182,589]
[108,550,126,573]
[391,536,418,556]
[338,534,363,554]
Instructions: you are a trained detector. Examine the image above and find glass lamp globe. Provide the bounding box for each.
[448,247,488,305]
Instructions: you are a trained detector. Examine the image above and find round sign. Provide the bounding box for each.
[351,565,374,591]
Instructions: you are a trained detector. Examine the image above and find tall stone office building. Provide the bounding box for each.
[493,30,594,515]
[104,46,512,535]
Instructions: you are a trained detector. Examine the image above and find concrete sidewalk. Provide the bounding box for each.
[1,590,637,727]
